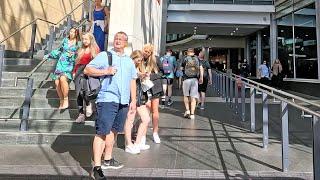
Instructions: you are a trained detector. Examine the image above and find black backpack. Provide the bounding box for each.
[80,51,112,101]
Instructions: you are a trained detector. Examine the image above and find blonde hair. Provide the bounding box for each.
[143,43,158,73]
[77,33,99,63]
[130,50,146,73]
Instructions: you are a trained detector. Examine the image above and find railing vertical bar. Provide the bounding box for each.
[262,92,269,148]
[0,44,4,87]
[313,115,320,180]
[226,74,229,102]
[46,26,55,54]
[20,78,34,131]
[230,78,233,108]
[235,79,239,113]
[241,81,245,121]
[250,87,255,132]
[281,101,289,172]
[29,23,37,59]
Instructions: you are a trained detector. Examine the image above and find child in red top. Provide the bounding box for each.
[74,33,100,123]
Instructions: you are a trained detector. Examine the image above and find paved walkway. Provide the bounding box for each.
[0,88,314,179]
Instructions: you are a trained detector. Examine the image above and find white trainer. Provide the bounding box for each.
[125,144,140,154]
[153,133,161,144]
[86,102,93,117]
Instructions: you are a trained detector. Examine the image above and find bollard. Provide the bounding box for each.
[250,87,255,132]
[46,26,55,54]
[30,22,37,59]
[281,101,289,172]
[0,44,4,87]
[313,115,320,180]
[241,81,245,121]
[262,92,269,148]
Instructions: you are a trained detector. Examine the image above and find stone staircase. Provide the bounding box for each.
[0,20,95,146]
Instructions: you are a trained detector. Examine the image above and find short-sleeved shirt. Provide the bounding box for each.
[199,59,211,78]
[259,64,270,78]
[159,55,177,79]
[87,50,137,104]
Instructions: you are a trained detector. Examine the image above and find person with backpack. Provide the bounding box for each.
[159,49,177,107]
[197,51,212,110]
[180,48,204,120]
[84,32,137,180]
[72,33,100,123]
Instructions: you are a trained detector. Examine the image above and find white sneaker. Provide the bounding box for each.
[139,136,150,150]
[125,144,140,154]
[139,144,150,150]
[153,133,161,144]
[85,102,93,117]
[184,110,190,118]
[190,114,195,120]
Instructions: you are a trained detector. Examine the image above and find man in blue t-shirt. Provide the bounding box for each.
[84,32,137,180]
[159,49,177,107]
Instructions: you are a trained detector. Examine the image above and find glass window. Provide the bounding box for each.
[277,13,294,78]
[294,3,318,79]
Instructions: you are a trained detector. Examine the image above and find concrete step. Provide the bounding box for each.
[0,88,77,98]
[1,79,75,89]
[0,97,80,108]
[0,108,80,119]
[0,119,95,134]
[1,72,51,80]
[3,65,56,72]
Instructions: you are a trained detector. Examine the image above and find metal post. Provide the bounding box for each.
[226,75,229,102]
[30,22,37,59]
[0,44,4,87]
[219,74,222,95]
[235,79,239,113]
[46,26,55,54]
[262,92,269,148]
[88,0,93,21]
[316,0,320,80]
[230,78,233,107]
[313,115,320,180]
[20,78,34,131]
[67,15,72,34]
[250,87,255,132]
[257,31,262,75]
[281,101,289,172]
[241,81,245,121]
[222,75,225,98]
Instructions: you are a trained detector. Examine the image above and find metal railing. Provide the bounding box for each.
[168,0,274,5]
[212,69,320,179]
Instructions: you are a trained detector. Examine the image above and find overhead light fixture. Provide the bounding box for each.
[280,30,284,33]
[233,31,236,33]
[305,34,309,37]
[263,34,267,37]
[236,28,239,31]
[194,26,197,29]
[231,33,234,36]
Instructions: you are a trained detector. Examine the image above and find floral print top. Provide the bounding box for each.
[46,38,81,80]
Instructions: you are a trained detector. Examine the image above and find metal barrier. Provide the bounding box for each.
[168,0,274,5]
[212,70,320,179]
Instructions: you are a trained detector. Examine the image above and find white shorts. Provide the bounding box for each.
[182,78,199,98]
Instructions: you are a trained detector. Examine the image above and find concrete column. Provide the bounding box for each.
[245,37,250,63]
[257,31,262,74]
[203,47,209,61]
[316,0,320,79]
[270,13,278,66]
[108,0,163,55]
[238,48,242,61]
[160,0,168,55]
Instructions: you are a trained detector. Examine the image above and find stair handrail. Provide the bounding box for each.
[213,69,320,109]
[0,0,93,44]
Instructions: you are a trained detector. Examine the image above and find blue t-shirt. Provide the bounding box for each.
[259,64,270,78]
[87,50,137,104]
[160,55,176,79]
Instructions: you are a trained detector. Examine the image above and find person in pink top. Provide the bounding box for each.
[73,33,100,123]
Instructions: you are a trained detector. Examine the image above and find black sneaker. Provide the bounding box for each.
[91,166,106,180]
[167,99,173,106]
[101,158,124,170]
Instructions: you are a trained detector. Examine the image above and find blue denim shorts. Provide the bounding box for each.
[95,102,129,135]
